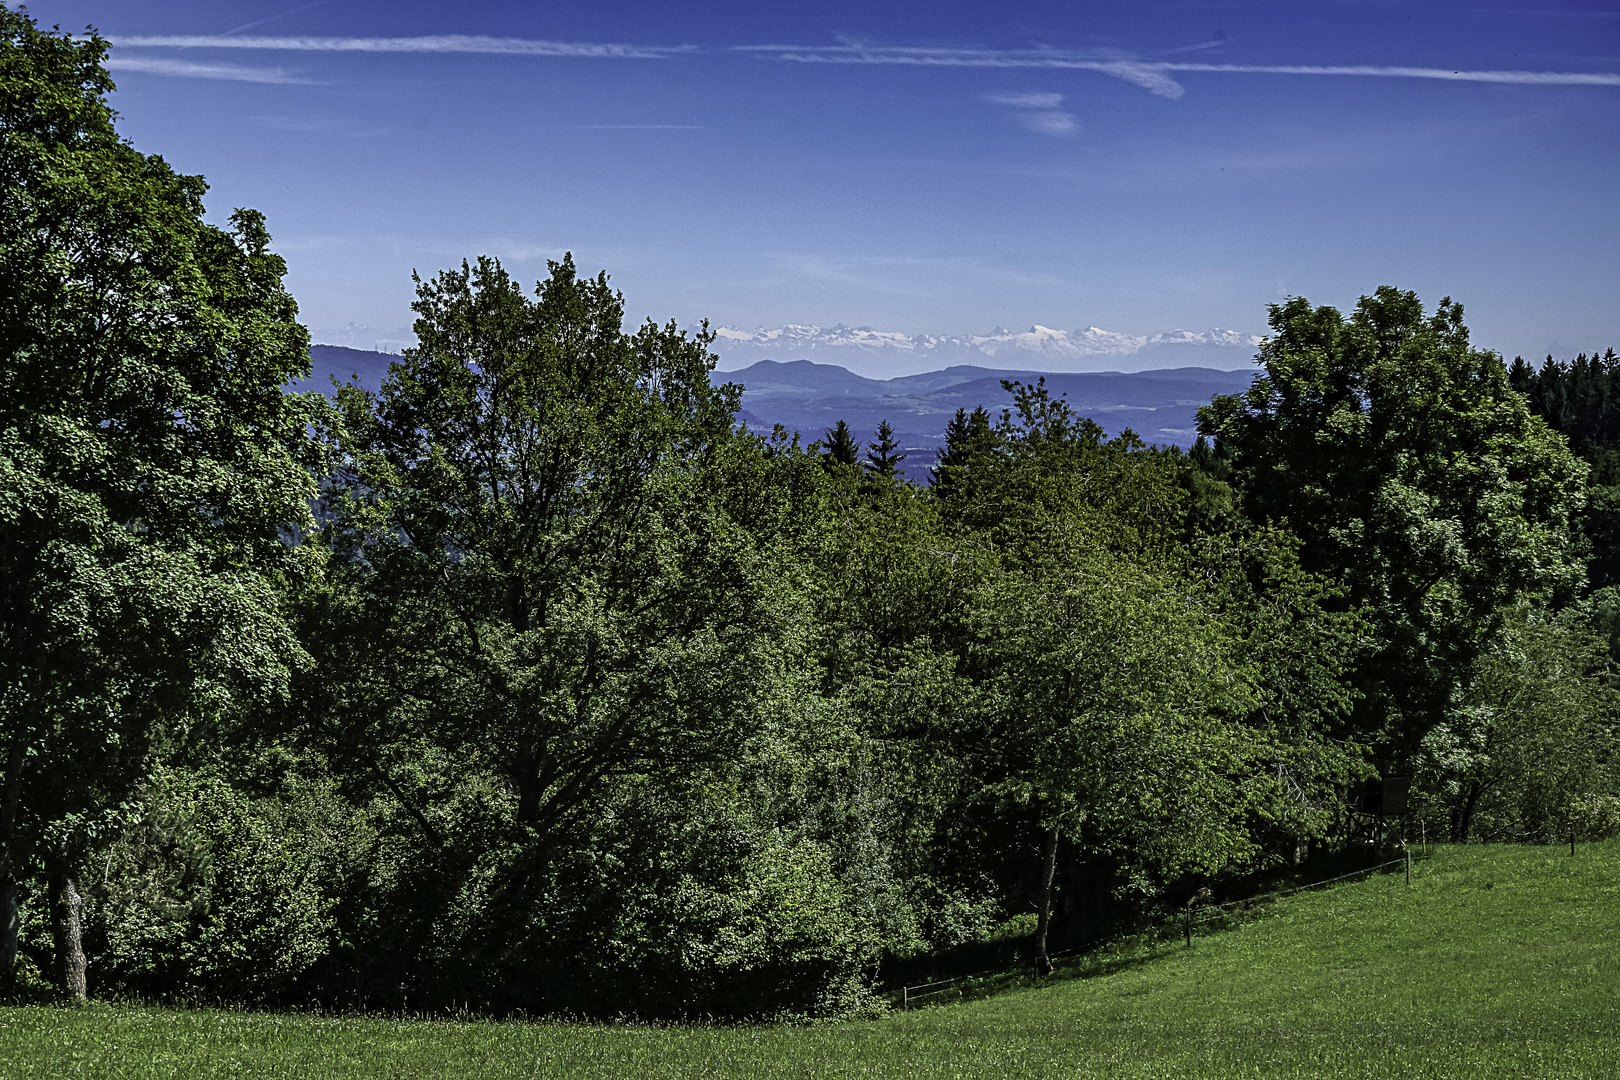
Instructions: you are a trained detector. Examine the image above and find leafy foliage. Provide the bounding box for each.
[0,9,318,997]
[1509,349,1620,589]
[1198,288,1587,760]
[84,768,359,1002]
[1413,606,1619,843]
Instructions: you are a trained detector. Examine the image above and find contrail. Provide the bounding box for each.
[741,44,1620,94]
[223,0,337,37]
[1157,62,1620,86]
[104,34,689,59]
[739,47,1189,97]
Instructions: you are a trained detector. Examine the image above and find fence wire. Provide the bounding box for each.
[900,854,1411,1007]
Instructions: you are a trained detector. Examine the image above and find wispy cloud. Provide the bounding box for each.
[1019,112,1078,136]
[250,114,346,132]
[987,91,1065,109]
[104,34,689,59]
[743,44,1620,95]
[104,55,310,83]
[987,92,1076,136]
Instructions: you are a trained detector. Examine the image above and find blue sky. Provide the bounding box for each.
[17,0,1620,365]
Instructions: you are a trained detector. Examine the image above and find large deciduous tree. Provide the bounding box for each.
[0,12,318,998]
[1198,288,1587,762]
[317,256,793,984]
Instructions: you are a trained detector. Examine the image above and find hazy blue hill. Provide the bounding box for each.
[716,358,890,396]
[733,361,1251,419]
[287,344,401,393]
[296,348,1254,482]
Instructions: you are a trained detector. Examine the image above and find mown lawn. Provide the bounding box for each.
[4,841,1617,1079]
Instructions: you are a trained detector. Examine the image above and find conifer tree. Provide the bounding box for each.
[821,419,860,471]
[930,406,993,491]
[1509,347,1620,589]
[864,419,906,483]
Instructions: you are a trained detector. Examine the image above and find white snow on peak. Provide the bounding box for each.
[710,323,1260,359]
[1150,328,1257,347]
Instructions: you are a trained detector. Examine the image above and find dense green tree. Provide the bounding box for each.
[324,253,760,852]
[930,406,994,492]
[1509,349,1620,461]
[821,419,860,472]
[82,765,363,1003]
[932,381,1362,970]
[967,543,1261,971]
[800,473,996,951]
[0,12,318,999]
[1198,288,1587,762]
[864,419,906,484]
[315,255,858,1013]
[1187,522,1372,862]
[936,380,1184,566]
[1415,606,1618,843]
[1509,349,1620,589]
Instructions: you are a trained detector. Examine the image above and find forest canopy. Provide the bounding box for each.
[3,10,1617,1017]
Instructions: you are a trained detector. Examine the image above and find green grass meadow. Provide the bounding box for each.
[4,841,1617,1079]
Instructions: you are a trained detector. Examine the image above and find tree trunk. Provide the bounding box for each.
[48,845,87,1002]
[1032,823,1060,975]
[1453,782,1483,844]
[0,877,17,988]
[514,742,540,824]
[0,742,23,984]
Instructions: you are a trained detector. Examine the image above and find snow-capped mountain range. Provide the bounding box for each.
[710,324,1263,377]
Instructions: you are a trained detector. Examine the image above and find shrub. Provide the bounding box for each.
[85,768,358,1002]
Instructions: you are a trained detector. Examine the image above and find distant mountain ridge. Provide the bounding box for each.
[289,345,399,394]
[711,323,1263,377]
[298,345,1256,484]
[726,359,1253,480]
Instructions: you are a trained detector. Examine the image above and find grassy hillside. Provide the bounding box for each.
[4,842,1617,1079]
